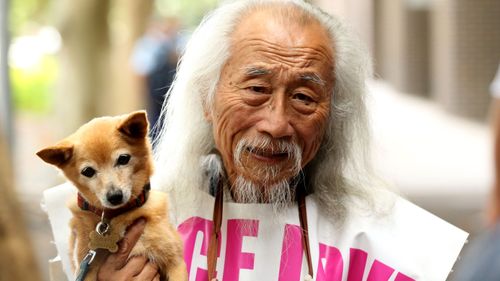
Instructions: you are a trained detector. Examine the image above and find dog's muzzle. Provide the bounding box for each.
[106,190,124,206]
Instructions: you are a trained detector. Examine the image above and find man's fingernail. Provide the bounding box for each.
[136,218,146,225]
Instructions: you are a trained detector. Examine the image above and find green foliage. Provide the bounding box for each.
[9,0,51,35]
[10,55,57,113]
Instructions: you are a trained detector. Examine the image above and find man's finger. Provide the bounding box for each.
[107,218,146,269]
[133,261,159,280]
[123,255,148,277]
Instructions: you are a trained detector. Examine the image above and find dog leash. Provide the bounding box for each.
[206,179,313,280]
[75,250,96,281]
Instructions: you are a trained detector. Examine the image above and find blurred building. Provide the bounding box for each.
[431,0,500,119]
[313,0,498,239]
[316,0,500,121]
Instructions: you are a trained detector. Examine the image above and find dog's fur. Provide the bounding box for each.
[37,111,187,281]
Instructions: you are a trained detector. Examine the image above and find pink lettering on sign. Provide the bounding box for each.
[195,268,210,281]
[348,249,417,281]
[316,243,344,281]
[223,219,259,281]
[347,248,368,281]
[394,273,416,281]
[366,260,395,281]
[177,217,219,281]
[278,224,303,281]
[178,217,416,281]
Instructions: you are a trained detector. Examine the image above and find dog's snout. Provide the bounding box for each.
[106,190,123,206]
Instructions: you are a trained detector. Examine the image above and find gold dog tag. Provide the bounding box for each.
[88,214,121,253]
[88,229,120,253]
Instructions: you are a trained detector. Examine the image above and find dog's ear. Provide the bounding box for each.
[36,144,74,167]
[118,110,149,140]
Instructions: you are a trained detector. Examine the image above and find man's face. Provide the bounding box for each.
[207,10,334,191]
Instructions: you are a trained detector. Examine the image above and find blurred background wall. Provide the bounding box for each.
[315,0,498,231]
[1,0,499,280]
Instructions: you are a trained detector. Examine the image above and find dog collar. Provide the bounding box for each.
[77,183,151,219]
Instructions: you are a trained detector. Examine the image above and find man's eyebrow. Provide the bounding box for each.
[244,66,271,77]
[299,73,326,86]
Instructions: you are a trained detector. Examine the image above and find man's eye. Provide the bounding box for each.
[81,167,96,178]
[293,93,314,104]
[116,154,131,166]
[248,86,267,94]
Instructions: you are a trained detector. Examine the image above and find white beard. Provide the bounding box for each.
[231,135,303,212]
[231,174,305,215]
[234,135,302,181]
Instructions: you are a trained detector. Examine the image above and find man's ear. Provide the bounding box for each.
[36,144,73,167]
[118,110,149,139]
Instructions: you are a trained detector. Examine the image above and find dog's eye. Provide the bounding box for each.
[116,154,131,166]
[81,167,96,178]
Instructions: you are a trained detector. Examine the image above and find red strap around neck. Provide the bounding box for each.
[77,183,150,220]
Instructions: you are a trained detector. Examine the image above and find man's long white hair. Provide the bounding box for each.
[153,0,384,220]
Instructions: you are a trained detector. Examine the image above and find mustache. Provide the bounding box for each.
[234,135,302,179]
[235,135,300,157]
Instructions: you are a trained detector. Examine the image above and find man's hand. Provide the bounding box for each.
[96,218,160,281]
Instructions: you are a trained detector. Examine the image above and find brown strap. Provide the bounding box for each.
[298,190,314,277]
[207,179,313,279]
[207,179,223,281]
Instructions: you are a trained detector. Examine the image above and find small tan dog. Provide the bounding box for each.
[37,111,187,281]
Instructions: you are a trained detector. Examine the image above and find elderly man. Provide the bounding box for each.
[45,1,467,280]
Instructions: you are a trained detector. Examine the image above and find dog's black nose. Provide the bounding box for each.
[106,190,123,206]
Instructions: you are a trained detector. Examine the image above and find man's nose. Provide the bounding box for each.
[256,102,294,139]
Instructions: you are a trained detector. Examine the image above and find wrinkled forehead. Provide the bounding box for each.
[229,5,335,74]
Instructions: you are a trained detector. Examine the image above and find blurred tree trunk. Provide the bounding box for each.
[55,0,111,136]
[107,0,154,115]
[54,0,153,137]
[0,137,41,281]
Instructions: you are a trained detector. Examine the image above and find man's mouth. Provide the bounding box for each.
[246,147,289,163]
